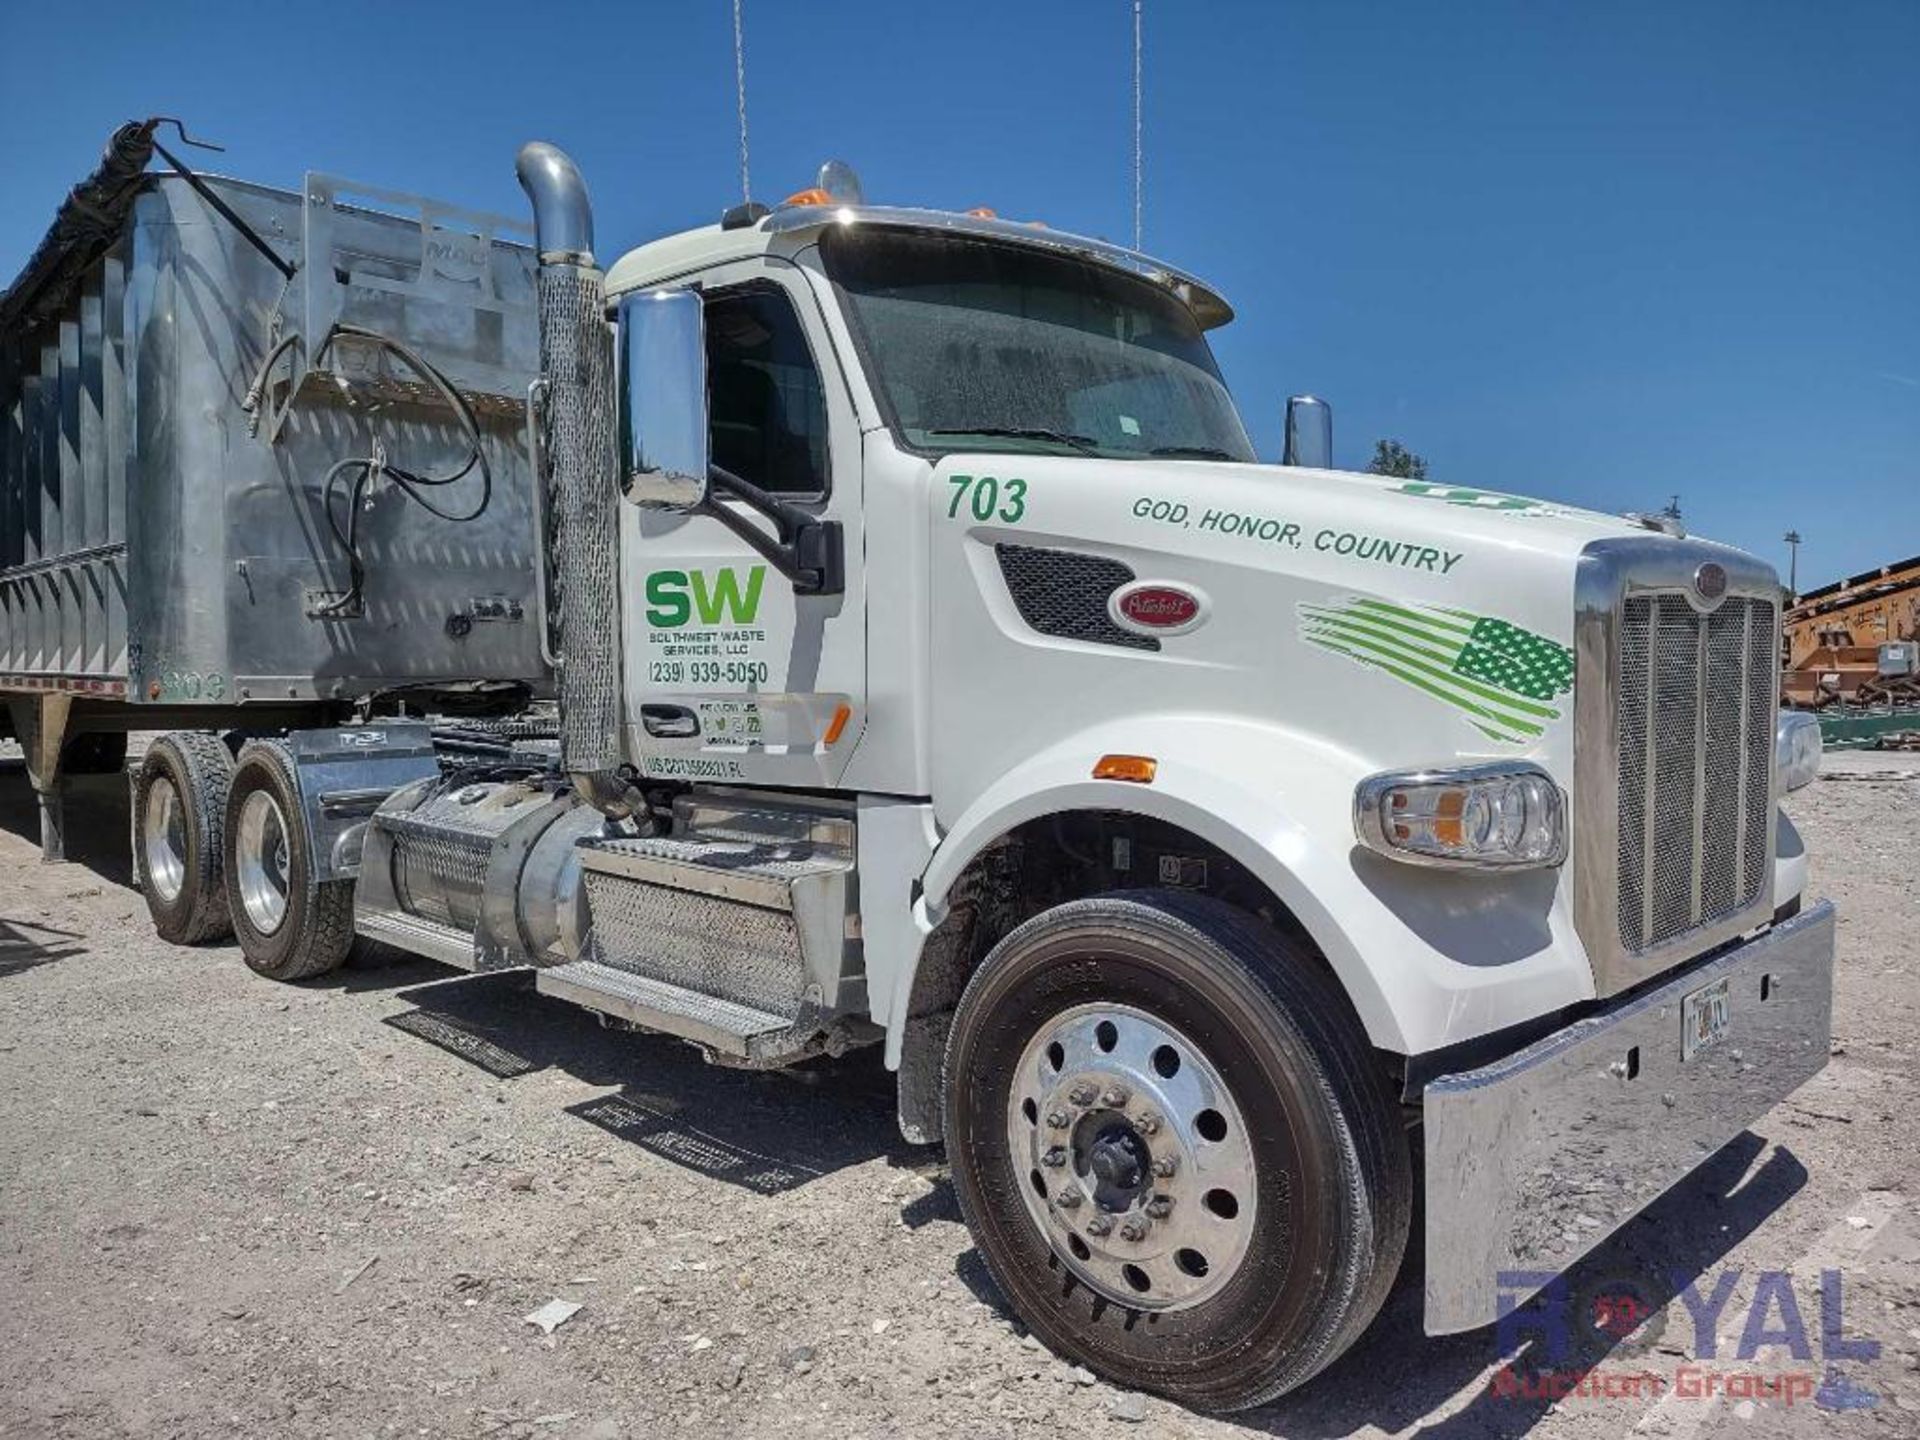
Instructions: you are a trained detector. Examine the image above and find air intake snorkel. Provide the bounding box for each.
[515,142,639,818]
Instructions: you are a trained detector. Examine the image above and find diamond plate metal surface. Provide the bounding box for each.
[379,785,527,932]
[994,544,1158,652]
[583,863,809,1019]
[1616,593,1776,955]
[592,834,850,882]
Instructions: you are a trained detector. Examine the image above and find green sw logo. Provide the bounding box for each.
[644,566,767,628]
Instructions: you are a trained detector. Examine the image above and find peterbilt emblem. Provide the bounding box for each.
[1109,581,1210,637]
[1693,562,1728,603]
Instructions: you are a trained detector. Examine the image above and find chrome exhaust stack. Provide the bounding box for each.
[516,142,637,818]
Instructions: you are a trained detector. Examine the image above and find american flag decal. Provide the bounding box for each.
[1298,597,1574,744]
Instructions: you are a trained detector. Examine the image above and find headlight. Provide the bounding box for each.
[1776,711,1822,794]
[1354,763,1566,870]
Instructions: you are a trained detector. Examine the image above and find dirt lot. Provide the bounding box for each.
[1,743,1916,1440]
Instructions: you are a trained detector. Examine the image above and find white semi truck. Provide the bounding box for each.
[2,130,1835,1411]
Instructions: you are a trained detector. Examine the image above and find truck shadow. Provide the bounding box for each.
[0,759,136,889]
[378,966,913,1195]
[0,915,87,978]
[938,1130,1805,1436]
[1243,1131,1806,1438]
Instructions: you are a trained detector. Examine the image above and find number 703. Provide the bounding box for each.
[946,474,1028,524]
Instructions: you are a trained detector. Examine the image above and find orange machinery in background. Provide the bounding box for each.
[1781,551,1920,709]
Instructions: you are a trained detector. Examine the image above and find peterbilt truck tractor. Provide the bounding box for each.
[1,123,1834,1410]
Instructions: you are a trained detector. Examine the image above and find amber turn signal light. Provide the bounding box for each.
[1092,754,1157,784]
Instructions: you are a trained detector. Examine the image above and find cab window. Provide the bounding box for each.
[705,284,830,495]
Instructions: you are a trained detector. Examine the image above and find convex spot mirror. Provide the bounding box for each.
[617,288,710,508]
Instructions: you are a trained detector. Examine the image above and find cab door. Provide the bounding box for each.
[619,257,866,787]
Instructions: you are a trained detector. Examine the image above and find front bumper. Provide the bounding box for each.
[1422,901,1835,1333]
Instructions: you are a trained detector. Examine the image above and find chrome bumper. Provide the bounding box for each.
[1422,901,1835,1334]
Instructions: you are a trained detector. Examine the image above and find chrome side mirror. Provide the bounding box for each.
[1283,394,1332,468]
[617,288,710,508]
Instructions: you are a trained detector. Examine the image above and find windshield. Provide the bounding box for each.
[819,228,1255,462]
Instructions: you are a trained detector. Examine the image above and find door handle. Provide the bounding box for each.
[640,704,700,739]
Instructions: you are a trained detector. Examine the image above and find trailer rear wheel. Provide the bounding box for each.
[134,733,234,944]
[943,889,1410,1413]
[224,740,354,981]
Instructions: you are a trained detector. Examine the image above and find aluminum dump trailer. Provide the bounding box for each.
[0,120,548,856]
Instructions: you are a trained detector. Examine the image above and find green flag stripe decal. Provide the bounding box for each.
[1304,638,1543,742]
[1298,594,1574,746]
[1321,604,1479,655]
[1352,597,1475,638]
[1297,606,1562,719]
[1299,618,1557,726]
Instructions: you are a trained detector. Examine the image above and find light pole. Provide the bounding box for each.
[1784,530,1802,600]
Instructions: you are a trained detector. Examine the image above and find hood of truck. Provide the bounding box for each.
[991,456,1650,572]
[924,453,1677,767]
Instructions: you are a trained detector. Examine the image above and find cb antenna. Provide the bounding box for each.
[733,0,752,203]
[1132,0,1144,251]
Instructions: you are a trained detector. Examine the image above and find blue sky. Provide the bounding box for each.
[3,0,1913,588]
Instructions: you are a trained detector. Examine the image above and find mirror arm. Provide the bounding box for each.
[699,464,845,596]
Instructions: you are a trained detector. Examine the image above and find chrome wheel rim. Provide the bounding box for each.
[142,777,187,904]
[1007,1002,1258,1311]
[235,789,292,936]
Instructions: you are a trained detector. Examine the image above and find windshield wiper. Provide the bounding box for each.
[1148,444,1239,460]
[926,426,1100,452]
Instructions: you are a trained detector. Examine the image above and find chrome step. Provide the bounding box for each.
[356,908,476,970]
[535,959,791,1058]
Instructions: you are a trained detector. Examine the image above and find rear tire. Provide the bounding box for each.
[943,889,1410,1413]
[134,732,234,944]
[224,740,354,981]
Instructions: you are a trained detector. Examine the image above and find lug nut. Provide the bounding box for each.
[1084,1215,1113,1237]
[1151,1155,1179,1178]
[1042,1146,1068,1168]
[1101,1085,1131,1108]
[1046,1109,1071,1130]
[1119,1216,1151,1242]
[1135,1110,1161,1136]
[1068,1082,1098,1106]
[1056,1187,1083,1210]
[1145,1195,1173,1219]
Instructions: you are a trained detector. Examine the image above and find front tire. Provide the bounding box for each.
[224,740,355,981]
[943,890,1410,1412]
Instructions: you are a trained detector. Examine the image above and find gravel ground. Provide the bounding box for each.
[0,743,1915,1439]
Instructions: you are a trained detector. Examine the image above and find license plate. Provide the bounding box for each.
[1682,976,1732,1061]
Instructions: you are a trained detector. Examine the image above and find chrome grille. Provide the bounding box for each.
[1573,538,1782,996]
[1614,592,1776,956]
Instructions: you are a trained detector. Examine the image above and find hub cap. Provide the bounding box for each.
[142,777,186,904]
[1006,1003,1258,1310]
[235,789,292,935]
